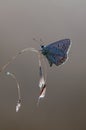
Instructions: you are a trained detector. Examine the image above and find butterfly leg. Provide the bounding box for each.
[46,55,56,67]
[49,61,53,67]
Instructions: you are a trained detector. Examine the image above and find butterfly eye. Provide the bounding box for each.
[41,45,44,48]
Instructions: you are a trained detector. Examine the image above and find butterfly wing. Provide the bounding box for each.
[46,39,71,54]
[46,53,67,66]
[43,39,71,66]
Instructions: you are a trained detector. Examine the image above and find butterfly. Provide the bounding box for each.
[40,39,71,67]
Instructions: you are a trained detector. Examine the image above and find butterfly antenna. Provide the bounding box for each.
[33,38,44,47]
[40,38,44,45]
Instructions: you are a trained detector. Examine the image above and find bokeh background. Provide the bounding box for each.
[0,0,86,130]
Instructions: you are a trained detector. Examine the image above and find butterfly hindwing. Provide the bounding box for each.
[46,53,67,66]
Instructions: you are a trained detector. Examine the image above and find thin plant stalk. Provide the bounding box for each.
[0,48,38,73]
[0,47,47,110]
[6,72,21,112]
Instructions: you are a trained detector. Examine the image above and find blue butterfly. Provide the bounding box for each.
[41,39,71,67]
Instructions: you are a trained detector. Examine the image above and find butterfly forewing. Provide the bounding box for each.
[46,39,71,54]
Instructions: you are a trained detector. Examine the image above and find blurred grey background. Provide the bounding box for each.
[0,0,86,130]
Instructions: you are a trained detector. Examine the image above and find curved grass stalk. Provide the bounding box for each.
[6,72,21,112]
[37,53,47,106]
[0,48,38,73]
[0,47,48,110]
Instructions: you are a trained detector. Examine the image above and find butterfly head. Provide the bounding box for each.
[41,45,45,49]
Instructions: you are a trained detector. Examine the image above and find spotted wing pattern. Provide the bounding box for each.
[44,39,71,66]
[46,53,67,66]
[46,39,71,54]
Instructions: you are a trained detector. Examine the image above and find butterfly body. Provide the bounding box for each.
[41,39,71,67]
